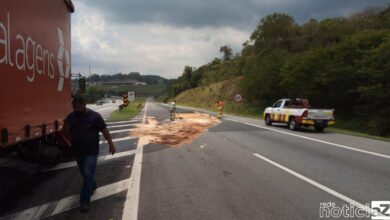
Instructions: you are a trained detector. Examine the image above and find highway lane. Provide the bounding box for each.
[1,100,389,219]
[176,105,390,156]
[136,102,390,220]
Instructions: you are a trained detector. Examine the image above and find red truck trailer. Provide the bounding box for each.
[0,0,75,164]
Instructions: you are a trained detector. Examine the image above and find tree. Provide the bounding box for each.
[250,13,299,52]
[219,45,233,60]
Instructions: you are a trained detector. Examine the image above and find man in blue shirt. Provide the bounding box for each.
[64,96,116,212]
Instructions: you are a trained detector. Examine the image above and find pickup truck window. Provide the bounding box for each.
[273,101,283,108]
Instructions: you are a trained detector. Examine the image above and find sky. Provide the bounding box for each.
[71,0,389,79]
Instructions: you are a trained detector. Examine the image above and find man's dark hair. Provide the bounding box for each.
[72,96,86,105]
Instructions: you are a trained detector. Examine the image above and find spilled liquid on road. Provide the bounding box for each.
[130,113,220,147]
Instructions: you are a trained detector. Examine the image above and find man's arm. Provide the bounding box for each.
[101,127,116,155]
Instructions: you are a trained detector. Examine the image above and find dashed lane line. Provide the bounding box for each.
[253,152,382,218]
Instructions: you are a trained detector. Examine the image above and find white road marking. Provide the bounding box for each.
[101,128,133,135]
[99,136,136,144]
[122,102,148,220]
[0,137,136,173]
[253,152,381,218]
[44,150,136,172]
[142,102,148,124]
[106,119,140,125]
[95,107,114,112]
[222,118,390,160]
[173,104,390,159]
[4,179,130,220]
[107,124,136,129]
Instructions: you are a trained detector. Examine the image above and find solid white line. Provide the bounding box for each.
[44,150,136,172]
[122,102,147,220]
[101,128,133,135]
[253,153,380,217]
[5,179,129,220]
[107,124,136,129]
[224,118,390,160]
[106,120,140,126]
[142,102,148,124]
[99,136,136,144]
[95,107,114,112]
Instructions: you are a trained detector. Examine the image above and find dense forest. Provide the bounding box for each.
[169,6,390,136]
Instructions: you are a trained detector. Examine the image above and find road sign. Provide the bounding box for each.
[122,94,129,107]
[234,94,243,103]
[128,91,135,102]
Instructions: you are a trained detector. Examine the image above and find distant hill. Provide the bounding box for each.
[73,72,169,85]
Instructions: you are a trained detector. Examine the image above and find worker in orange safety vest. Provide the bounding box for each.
[215,101,224,119]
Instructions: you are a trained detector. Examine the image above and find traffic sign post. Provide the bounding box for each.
[128,91,135,104]
[122,94,129,107]
[234,94,243,103]
[233,94,243,113]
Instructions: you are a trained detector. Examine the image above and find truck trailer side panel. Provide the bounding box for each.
[0,0,74,148]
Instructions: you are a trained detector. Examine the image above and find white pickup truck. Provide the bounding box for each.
[263,98,335,132]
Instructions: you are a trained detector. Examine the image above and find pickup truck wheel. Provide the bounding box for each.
[314,125,325,132]
[288,118,298,131]
[265,115,272,126]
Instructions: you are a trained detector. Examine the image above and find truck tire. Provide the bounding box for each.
[288,117,299,131]
[265,114,272,126]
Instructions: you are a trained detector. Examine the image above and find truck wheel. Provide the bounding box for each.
[265,115,272,126]
[314,125,325,132]
[288,118,299,131]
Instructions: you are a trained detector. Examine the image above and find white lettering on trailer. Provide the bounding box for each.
[0,12,70,92]
[56,28,70,92]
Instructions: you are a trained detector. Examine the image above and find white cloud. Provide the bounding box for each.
[71,0,389,78]
[71,1,249,78]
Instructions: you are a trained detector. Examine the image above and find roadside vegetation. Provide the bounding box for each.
[84,84,166,103]
[73,72,168,103]
[107,98,146,122]
[174,82,390,142]
[167,6,390,138]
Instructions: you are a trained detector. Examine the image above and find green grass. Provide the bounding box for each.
[107,98,145,122]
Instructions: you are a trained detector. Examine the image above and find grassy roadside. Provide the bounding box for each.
[107,98,146,122]
[174,101,390,142]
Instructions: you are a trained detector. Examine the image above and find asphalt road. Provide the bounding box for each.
[0,101,138,220]
[1,100,390,220]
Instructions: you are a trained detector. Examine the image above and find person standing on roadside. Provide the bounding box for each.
[64,96,116,212]
[169,99,177,121]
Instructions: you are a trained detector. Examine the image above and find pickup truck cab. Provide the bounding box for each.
[263,98,335,132]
